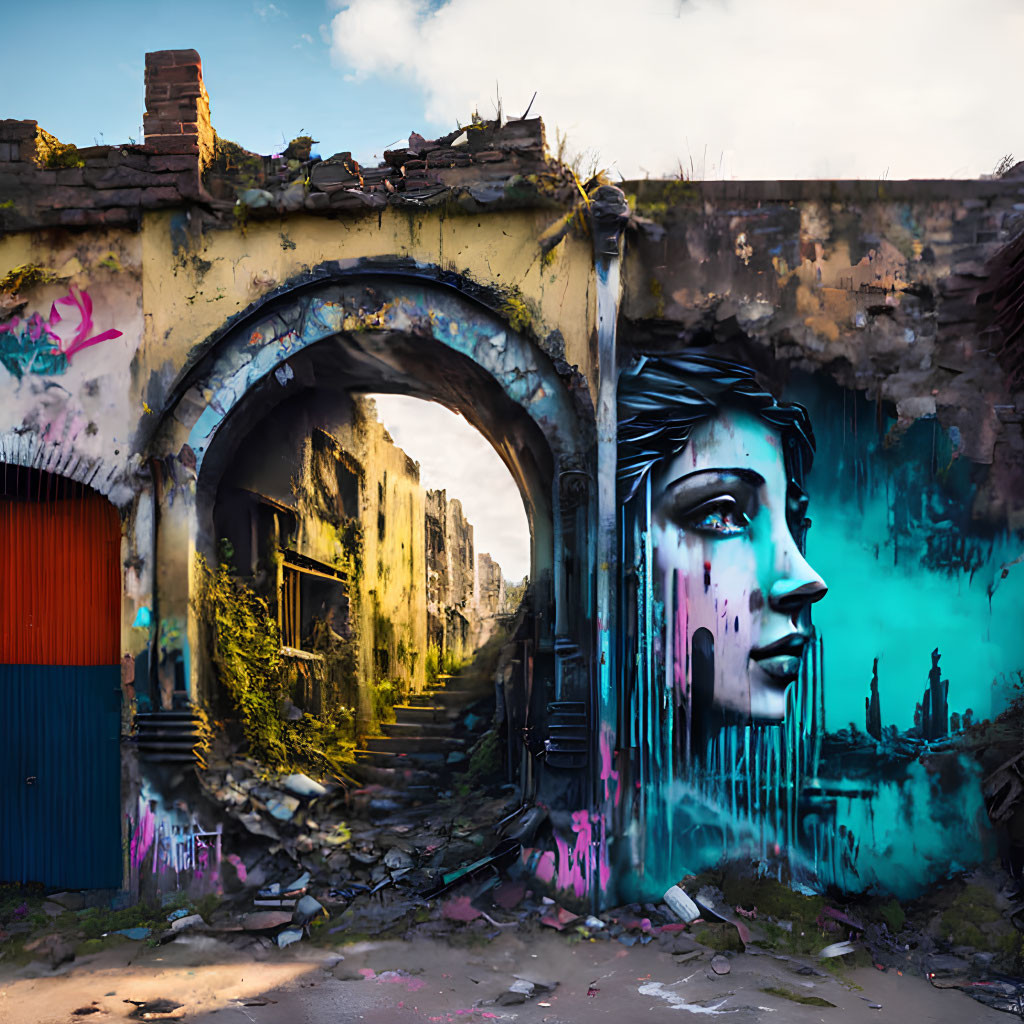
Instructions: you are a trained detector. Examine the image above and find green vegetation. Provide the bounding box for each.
[761,986,835,1008]
[370,679,399,728]
[96,251,123,273]
[196,555,353,776]
[455,727,501,796]
[0,886,229,963]
[425,642,466,686]
[283,135,316,162]
[649,277,665,317]
[0,263,57,294]
[937,882,1023,968]
[878,897,906,934]
[499,285,536,335]
[207,132,265,189]
[689,868,826,956]
[626,178,701,221]
[693,922,745,952]
[42,141,84,169]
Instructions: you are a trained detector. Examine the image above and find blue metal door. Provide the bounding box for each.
[0,664,122,887]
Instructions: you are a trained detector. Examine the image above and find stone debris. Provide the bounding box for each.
[23,932,75,968]
[711,954,731,975]
[276,928,303,949]
[168,914,205,933]
[281,773,328,798]
[123,997,184,1020]
[495,977,538,1005]
[294,895,326,922]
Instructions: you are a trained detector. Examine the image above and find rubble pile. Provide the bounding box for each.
[221,117,576,220]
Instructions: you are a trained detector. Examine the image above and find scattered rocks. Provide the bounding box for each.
[276,928,303,949]
[169,914,205,933]
[496,978,537,1005]
[280,773,328,798]
[24,933,75,968]
[241,910,294,931]
[265,794,300,821]
[124,997,184,1020]
[47,892,85,911]
[711,954,731,975]
[294,895,326,922]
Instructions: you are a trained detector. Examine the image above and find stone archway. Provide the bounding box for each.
[147,266,597,805]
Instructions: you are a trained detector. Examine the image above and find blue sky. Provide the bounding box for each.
[3,1,431,163]
[7,1,1022,179]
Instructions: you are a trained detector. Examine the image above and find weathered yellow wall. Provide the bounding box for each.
[0,204,596,681]
[138,207,598,410]
[357,404,427,704]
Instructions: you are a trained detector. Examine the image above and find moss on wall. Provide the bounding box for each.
[0,263,58,295]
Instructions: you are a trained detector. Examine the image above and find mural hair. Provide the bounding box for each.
[617,352,815,502]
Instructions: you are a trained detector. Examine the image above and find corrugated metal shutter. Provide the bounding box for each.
[0,467,122,888]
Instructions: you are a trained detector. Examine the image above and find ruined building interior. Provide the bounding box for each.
[1,45,1024,1020]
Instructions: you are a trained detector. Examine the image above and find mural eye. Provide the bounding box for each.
[682,498,750,537]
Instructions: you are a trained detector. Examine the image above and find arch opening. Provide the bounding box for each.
[148,273,596,824]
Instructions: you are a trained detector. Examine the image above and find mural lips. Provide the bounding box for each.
[749,631,810,684]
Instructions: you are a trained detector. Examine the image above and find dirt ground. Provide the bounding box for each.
[0,928,1010,1024]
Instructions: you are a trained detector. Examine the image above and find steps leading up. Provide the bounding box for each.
[353,663,494,809]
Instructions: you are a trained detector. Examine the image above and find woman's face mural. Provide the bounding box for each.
[651,408,828,722]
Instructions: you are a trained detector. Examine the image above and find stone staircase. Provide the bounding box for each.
[352,670,494,814]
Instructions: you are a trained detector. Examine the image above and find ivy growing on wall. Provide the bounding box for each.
[196,555,353,777]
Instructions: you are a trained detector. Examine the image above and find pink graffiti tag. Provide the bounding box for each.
[0,283,122,377]
[51,283,123,357]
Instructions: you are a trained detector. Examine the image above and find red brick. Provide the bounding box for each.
[145,83,171,101]
[155,65,202,84]
[146,49,200,68]
[143,136,200,156]
[168,84,202,100]
[147,102,199,121]
[144,117,183,135]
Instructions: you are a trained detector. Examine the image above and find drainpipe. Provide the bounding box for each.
[148,457,161,710]
[589,186,630,914]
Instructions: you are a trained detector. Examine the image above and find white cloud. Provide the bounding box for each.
[255,2,287,19]
[329,0,1024,180]
[368,395,531,582]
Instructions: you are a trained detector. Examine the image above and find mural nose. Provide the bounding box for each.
[768,575,828,616]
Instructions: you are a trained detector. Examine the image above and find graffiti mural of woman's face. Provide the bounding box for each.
[652,408,828,722]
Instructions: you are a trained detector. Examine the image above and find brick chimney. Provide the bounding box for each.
[143,50,214,174]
